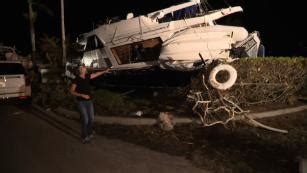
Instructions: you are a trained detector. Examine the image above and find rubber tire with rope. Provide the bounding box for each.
[208,64,237,90]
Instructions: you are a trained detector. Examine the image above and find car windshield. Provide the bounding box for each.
[0,63,25,75]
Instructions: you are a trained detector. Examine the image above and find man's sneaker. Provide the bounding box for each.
[82,136,90,144]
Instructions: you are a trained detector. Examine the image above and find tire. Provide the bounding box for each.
[208,64,237,90]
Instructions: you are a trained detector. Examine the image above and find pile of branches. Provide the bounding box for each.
[188,75,247,126]
[188,57,307,132]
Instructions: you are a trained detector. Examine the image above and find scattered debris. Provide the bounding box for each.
[133,110,143,117]
[158,112,175,131]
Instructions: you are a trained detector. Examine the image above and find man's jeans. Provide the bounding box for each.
[77,100,94,139]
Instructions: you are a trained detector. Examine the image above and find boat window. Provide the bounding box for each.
[111,38,162,65]
[85,35,104,51]
[174,5,198,20]
[158,5,199,23]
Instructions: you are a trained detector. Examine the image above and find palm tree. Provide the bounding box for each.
[26,0,53,63]
[38,34,61,66]
[27,0,36,63]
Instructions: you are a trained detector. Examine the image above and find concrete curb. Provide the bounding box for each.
[53,107,195,126]
[34,104,307,126]
[248,105,307,119]
[32,104,62,118]
[31,104,81,138]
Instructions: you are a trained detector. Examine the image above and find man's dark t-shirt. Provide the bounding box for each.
[72,74,91,101]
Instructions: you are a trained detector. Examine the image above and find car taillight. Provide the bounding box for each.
[19,96,29,100]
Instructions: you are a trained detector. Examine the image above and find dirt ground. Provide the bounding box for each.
[94,101,307,173]
[34,83,307,173]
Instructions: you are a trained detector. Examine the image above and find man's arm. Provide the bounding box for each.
[70,83,90,99]
[90,68,111,79]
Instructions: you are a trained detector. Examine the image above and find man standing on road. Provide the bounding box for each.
[70,63,110,143]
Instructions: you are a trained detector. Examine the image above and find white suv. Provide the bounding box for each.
[0,61,31,102]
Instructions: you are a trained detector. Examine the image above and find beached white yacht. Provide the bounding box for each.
[71,0,262,71]
[66,0,263,89]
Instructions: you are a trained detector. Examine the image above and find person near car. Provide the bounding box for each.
[70,63,110,143]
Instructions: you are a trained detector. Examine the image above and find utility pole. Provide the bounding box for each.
[61,0,67,67]
[28,0,36,64]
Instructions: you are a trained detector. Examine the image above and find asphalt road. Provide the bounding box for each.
[0,103,209,173]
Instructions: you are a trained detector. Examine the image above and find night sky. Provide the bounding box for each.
[1,0,307,56]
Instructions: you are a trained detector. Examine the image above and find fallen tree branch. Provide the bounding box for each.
[188,73,291,133]
[244,115,288,133]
